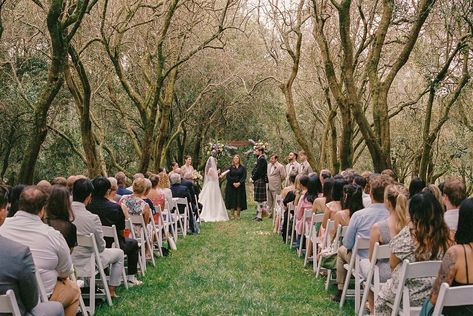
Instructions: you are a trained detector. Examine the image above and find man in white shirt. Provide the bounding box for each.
[0,186,80,316]
[298,150,313,176]
[71,179,125,298]
[285,152,300,186]
[442,178,467,232]
[267,154,287,218]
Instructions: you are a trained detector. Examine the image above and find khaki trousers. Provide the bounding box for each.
[336,245,352,290]
[50,278,81,316]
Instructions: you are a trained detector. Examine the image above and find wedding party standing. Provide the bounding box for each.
[181,155,195,183]
[252,146,268,221]
[285,152,300,186]
[224,155,247,220]
[267,154,286,218]
[199,157,229,222]
[298,150,313,176]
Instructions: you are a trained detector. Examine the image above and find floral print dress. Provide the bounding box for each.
[375,226,444,315]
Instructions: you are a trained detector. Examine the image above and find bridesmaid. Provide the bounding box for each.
[224,155,247,220]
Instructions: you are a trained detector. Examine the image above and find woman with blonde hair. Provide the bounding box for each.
[361,184,409,312]
[157,172,173,210]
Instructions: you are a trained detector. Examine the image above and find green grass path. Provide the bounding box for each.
[97,210,354,315]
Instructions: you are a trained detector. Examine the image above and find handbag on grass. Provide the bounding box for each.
[319,251,337,269]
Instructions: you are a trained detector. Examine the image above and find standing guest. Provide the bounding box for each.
[7,184,25,217]
[442,177,467,232]
[120,178,151,224]
[361,184,409,312]
[115,171,132,196]
[285,152,300,186]
[44,185,77,251]
[0,186,80,316]
[169,162,180,175]
[107,177,121,202]
[88,177,142,286]
[375,191,452,315]
[181,155,195,182]
[252,146,268,221]
[267,154,286,219]
[158,172,173,209]
[409,177,426,198]
[333,175,393,302]
[298,150,313,176]
[354,174,371,208]
[170,172,198,233]
[52,176,68,187]
[224,155,247,220]
[422,198,473,315]
[71,179,125,298]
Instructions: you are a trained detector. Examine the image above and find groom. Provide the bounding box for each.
[252,146,268,221]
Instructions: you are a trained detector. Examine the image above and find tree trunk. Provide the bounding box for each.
[339,105,354,170]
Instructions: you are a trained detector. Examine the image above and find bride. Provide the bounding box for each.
[199,156,229,222]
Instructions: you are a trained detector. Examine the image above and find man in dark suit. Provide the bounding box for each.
[252,146,268,221]
[87,177,142,286]
[169,173,198,234]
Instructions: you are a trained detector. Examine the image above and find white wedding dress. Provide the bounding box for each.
[199,157,229,222]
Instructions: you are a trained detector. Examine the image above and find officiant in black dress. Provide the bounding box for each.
[224,155,247,220]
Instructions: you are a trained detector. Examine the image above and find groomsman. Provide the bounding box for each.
[298,150,313,176]
[267,154,286,218]
[252,146,268,221]
[285,152,300,186]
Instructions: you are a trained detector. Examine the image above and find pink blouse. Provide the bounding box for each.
[295,194,313,235]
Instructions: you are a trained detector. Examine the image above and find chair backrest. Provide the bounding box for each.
[0,290,21,316]
[76,233,103,269]
[392,259,442,316]
[101,225,119,248]
[348,235,370,270]
[35,269,49,302]
[287,202,295,213]
[129,214,146,226]
[432,282,473,315]
[175,197,188,206]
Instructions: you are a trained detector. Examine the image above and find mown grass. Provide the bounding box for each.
[97,209,354,315]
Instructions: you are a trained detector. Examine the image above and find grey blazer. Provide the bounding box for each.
[267,162,287,192]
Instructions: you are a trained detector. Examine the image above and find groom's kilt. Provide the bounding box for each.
[253,179,267,202]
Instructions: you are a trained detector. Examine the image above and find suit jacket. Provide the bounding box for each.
[252,155,268,182]
[0,235,39,315]
[285,161,300,185]
[299,160,313,176]
[170,183,193,213]
[87,196,126,247]
[71,201,106,276]
[267,161,286,192]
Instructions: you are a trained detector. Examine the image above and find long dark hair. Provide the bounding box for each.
[46,185,74,222]
[323,178,334,203]
[455,198,473,244]
[409,177,426,198]
[305,176,320,204]
[342,184,364,217]
[408,192,451,261]
[331,179,346,202]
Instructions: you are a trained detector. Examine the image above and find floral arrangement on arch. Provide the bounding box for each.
[244,139,270,156]
[207,141,226,157]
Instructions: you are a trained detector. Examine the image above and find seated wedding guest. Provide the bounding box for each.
[7,184,25,217]
[37,180,52,194]
[170,172,198,234]
[423,184,444,209]
[119,177,151,224]
[421,197,473,315]
[361,171,372,207]
[409,177,426,198]
[143,179,156,214]
[294,175,309,247]
[0,186,80,316]
[148,174,165,211]
[315,177,333,216]
[52,176,68,187]
[332,183,364,237]
[88,177,142,286]
[66,175,77,193]
[354,174,371,208]
[360,184,409,312]
[442,177,466,232]
[0,235,65,316]
[71,179,125,298]
[322,178,345,233]
[375,191,451,315]
[381,169,397,181]
[44,185,77,251]
[170,162,180,175]
[115,171,132,196]
[0,185,8,224]
[158,172,173,209]
[107,176,121,202]
[296,176,319,254]
[280,173,297,242]
[333,175,392,302]
[126,173,144,192]
[319,169,332,187]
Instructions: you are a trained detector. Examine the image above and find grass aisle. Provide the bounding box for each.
[97,210,354,315]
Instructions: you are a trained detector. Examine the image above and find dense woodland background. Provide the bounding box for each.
[0,0,471,192]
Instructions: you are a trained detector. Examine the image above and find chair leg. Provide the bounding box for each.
[339,266,352,308]
[325,270,332,290]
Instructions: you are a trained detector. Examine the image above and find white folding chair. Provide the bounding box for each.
[305,213,324,268]
[125,219,146,275]
[70,269,89,316]
[358,242,391,316]
[162,199,178,244]
[35,269,49,303]
[129,214,156,268]
[288,202,296,248]
[390,259,442,316]
[174,197,189,237]
[149,208,164,257]
[432,282,473,316]
[194,194,202,223]
[323,225,348,290]
[272,195,283,233]
[340,235,371,311]
[0,290,21,316]
[101,225,129,289]
[76,233,113,315]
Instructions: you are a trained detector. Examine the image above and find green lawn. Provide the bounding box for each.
[97,209,354,315]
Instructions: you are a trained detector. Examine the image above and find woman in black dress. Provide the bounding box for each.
[225,155,247,220]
